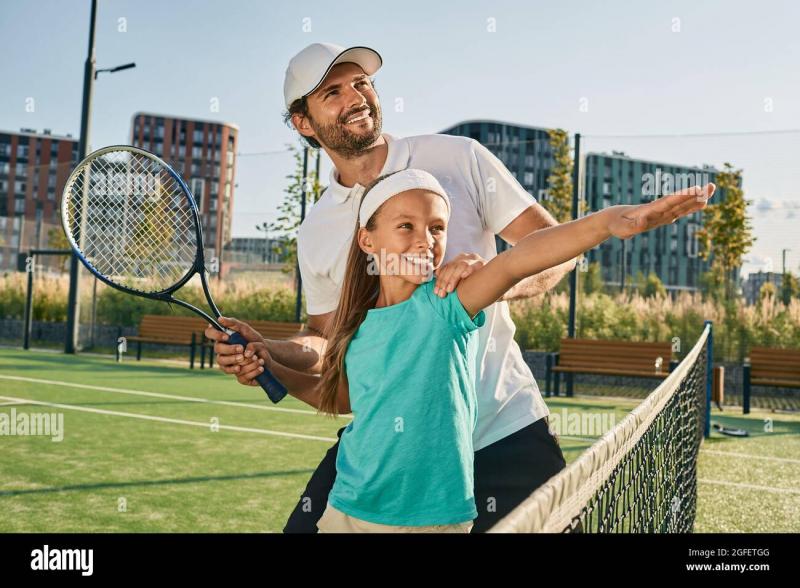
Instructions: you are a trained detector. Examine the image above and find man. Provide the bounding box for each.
[205,43,575,533]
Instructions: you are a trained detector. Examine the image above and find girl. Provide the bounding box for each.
[260,168,714,533]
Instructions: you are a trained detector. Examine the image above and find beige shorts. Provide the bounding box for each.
[317,503,473,534]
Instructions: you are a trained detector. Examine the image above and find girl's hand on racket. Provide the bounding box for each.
[238,341,273,386]
[205,317,265,378]
[433,253,486,298]
[607,183,715,240]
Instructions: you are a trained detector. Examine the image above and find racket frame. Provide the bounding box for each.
[61,144,224,329]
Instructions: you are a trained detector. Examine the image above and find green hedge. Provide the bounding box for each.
[2,273,799,360]
[0,273,298,327]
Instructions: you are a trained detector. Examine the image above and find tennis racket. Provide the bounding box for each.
[60,145,288,403]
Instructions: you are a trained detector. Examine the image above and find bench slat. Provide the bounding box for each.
[751,378,800,389]
[552,366,669,378]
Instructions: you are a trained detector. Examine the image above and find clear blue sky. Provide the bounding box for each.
[1,0,798,275]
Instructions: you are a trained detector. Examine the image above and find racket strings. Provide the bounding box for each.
[64,150,199,293]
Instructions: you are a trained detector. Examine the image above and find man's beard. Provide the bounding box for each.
[309,103,383,158]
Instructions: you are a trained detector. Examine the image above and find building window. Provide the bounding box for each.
[192,146,203,159]
[190,178,206,213]
[193,129,204,144]
[15,198,25,214]
[0,162,8,175]
[686,222,699,258]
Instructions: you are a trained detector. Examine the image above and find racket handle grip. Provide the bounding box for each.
[226,332,288,404]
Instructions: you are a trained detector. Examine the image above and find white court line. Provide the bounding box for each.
[557,435,599,443]
[698,478,800,495]
[0,373,351,420]
[0,395,338,443]
[701,449,800,465]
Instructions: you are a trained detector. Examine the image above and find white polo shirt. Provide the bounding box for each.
[297,132,550,451]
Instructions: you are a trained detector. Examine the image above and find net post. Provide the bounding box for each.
[704,320,713,439]
[742,361,751,415]
[23,251,34,350]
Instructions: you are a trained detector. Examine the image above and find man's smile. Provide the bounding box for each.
[344,110,372,125]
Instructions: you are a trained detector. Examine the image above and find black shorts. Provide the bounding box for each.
[282,417,566,533]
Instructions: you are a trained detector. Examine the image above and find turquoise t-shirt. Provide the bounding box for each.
[328,278,486,526]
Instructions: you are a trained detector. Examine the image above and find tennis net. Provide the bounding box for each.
[490,324,710,533]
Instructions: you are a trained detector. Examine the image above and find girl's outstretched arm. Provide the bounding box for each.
[456,184,715,318]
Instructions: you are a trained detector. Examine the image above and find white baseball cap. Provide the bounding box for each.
[283,43,383,109]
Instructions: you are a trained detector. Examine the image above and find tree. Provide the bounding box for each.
[700,267,726,303]
[631,271,666,298]
[267,143,322,273]
[543,129,573,223]
[643,272,667,298]
[46,227,72,274]
[759,280,777,304]
[783,271,800,304]
[697,163,755,300]
[47,226,70,251]
[126,186,175,280]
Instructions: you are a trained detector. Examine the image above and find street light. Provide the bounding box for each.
[65,0,136,354]
[95,62,136,79]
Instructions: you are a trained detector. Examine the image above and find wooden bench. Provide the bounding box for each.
[126,315,207,368]
[743,347,800,414]
[546,338,677,397]
[201,320,305,368]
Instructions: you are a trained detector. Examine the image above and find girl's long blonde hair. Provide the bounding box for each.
[317,171,402,416]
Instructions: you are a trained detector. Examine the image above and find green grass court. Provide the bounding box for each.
[0,348,798,532]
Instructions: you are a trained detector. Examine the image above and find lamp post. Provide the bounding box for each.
[565,134,581,396]
[65,0,136,353]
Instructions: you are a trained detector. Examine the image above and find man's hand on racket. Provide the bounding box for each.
[433,253,487,297]
[606,183,715,240]
[205,317,268,384]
